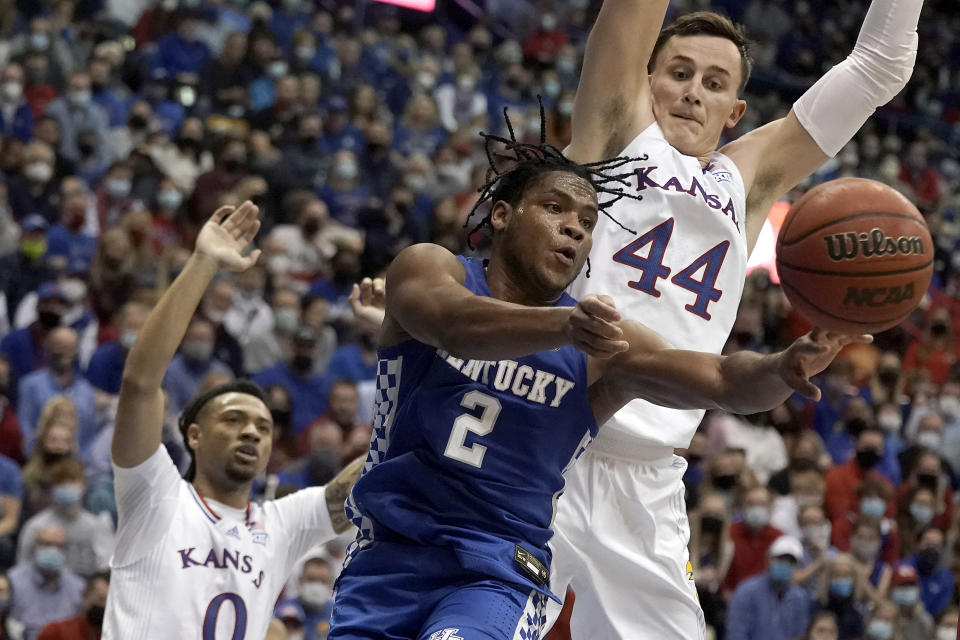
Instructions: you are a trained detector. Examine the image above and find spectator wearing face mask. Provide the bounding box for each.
[20,397,78,515]
[903,527,954,619]
[721,487,783,595]
[197,279,245,376]
[934,607,959,640]
[150,178,188,252]
[276,557,334,640]
[16,459,113,578]
[726,535,809,640]
[6,141,59,223]
[7,524,84,640]
[268,194,362,281]
[188,136,248,226]
[833,479,900,567]
[85,302,150,395]
[394,93,446,159]
[93,162,136,231]
[896,450,953,546]
[44,72,111,167]
[825,426,895,525]
[251,325,333,435]
[434,67,487,134]
[17,326,96,454]
[0,215,55,329]
[317,149,370,229]
[899,414,956,481]
[0,283,70,386]
[904,309,957,386]
[813,553,867,639]
[153,11,211,77]
[46,179,97,275]
[937,378,960,472]
[0,63,35,142]
[36,571,108,640]
[870,352,910,409]
[160,316,232,417]
[862,601,901,640]
[794,505,836,596]
[887,565,934,640]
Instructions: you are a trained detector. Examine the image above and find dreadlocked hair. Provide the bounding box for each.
[464,97,647,252]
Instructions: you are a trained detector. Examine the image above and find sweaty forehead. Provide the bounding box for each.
[531,170,598,206]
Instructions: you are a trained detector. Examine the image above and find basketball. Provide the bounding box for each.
[776,178,933,334]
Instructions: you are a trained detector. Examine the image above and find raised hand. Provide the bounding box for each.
[565,294,630,358]
[195,201,262,272]
[777,329,873,400]
[349,277,386,327]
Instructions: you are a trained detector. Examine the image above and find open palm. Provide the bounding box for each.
[195,201,262,272]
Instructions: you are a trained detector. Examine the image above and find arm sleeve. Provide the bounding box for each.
[793,0,921,157]
[110,444,182,566]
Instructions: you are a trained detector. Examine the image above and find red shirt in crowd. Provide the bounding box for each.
[903,340,959,385]
[831,514,901,566]
[37,616,100,640]
[720,522,783,594]
[0,400,23,463]
[824,460,896,523]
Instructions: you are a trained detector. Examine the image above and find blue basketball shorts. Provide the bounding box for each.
[328,541,548,640]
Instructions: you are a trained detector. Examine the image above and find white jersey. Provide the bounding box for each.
[103,446,336,640]
[570,122,748,452]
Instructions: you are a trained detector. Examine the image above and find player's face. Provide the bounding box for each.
[193,392,273,485]
[493,171,599,300]
[649,35,747,159]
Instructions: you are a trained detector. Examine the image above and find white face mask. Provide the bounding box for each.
[24,161,53,183]
[299,581,331,608]
[1,81,22,102]
[940,395,960,421]
[916,430,943,450]
[936,628,957,640]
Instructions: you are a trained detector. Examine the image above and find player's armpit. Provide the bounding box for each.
[722,111,830,249]
[566,0,667,162]
[325,455,365,533]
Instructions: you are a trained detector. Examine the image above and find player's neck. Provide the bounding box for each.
[485,256,561,307]
[192,475,251,510]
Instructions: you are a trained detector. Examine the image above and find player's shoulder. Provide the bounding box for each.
[388,243,466,282]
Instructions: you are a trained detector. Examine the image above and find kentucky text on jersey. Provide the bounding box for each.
[436,349,577,408]
[633,164,740,231]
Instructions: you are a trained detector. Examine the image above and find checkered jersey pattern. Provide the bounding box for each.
[342,355,403,571]
[512,592,547,640]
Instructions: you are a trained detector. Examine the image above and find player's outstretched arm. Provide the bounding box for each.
[112,202,261,468]
[589,324,870,423]
[383,244,627,360]
[325,455,364,533]
[725,0,922,247]
[566,0,668,163]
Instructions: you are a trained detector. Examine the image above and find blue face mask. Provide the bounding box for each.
[909,503,934,526]
[769,560,793,583]
[52,484,82,507]
[35,546,65,574]
[860,497,886,518]
[830,577,854,598]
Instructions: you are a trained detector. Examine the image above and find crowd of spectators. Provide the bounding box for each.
[0,0,956,639]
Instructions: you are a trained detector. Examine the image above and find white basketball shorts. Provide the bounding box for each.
[546,450,706,640]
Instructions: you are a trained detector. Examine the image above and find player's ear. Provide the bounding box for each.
[489,200,513,232]
[726,98,747,129]
[187,422,201,451]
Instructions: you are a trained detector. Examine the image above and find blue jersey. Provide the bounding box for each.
[344,256,598,598]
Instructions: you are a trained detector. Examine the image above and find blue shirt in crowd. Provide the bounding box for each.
[251,363,332,434]
[17,368,98,455]
[726,574,811,640]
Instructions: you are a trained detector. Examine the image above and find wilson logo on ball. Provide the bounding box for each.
[842,283,915,307]
[824,228,925,262]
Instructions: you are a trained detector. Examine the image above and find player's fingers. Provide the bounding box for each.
[242,249,262,270]
[210,205,235,224]
[372,277,386,298]
[572,331,629,356]
[239,219,260,245]
[349,283,361,305]
[580,296,621,323]
[788,373,821,401]
[574,338,628,359]
[808,327,823,343]
[571,314,624,341]
[231,201,259,233]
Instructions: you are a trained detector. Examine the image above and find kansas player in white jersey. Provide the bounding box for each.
[546,1,925,638]
[103,201,362,640]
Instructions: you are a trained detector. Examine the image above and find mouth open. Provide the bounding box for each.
[555,247,576,266]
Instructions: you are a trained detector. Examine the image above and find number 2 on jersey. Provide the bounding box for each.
[612,218,729,320]
[444,390,501,468]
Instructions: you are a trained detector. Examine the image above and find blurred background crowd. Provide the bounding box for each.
[0,0,956,639]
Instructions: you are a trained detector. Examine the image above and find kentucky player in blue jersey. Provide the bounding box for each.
[329,120,869,640]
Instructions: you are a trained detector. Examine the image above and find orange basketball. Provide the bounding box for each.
[776,178,933,334]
